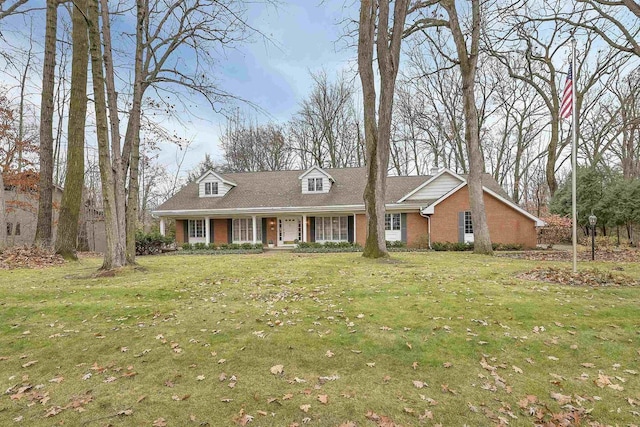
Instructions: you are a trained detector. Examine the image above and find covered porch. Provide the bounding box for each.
[159,212,361,247]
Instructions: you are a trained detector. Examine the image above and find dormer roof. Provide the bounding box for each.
[195,169,237,187]
[297,165,335,182]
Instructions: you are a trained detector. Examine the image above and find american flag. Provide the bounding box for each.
[560,63,573,120]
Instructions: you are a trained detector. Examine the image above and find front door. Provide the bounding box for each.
[279,217,300,245]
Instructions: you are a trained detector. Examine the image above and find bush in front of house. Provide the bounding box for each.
[431,241,524,251]
[293,241,362,253]
[386,240,406,248]
[177,242,263,255]
[135,231,174,255]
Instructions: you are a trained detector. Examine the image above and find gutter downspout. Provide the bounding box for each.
[419,209,432,250]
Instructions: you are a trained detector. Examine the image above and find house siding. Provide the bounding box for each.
[429,187,537,248]
[301,169,330,194]
[406,173,461,200]
[355,214,367,247]
[198,179,231,198]
[405,212,429,248]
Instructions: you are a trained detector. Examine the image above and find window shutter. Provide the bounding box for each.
[347,215,354,243]
[210,219,214,243]
[458,212,465,243]
[261,218,267,243]
[309,217,316,242]
[227,219,233,243]
[183,220,189,243]
[401,213,407,243]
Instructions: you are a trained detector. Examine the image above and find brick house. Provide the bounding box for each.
[153,166,544,248]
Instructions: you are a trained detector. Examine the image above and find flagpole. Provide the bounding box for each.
[571,38,578,273]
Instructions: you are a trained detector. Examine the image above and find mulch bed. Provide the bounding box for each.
[0,246,65,270]
[518,266,639,287]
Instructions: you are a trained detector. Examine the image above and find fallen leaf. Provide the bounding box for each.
[117,409,133,416]
[325,350,334,358]
[318,394,328,404]
[413,380,426,389]
[366,362,375,368]
[270,365,284,375]
[152,418,167,427]
[49,376,64,384]
[512,366,523,374]
[300,404,311,413]
[196,375,205,381]
[21,360,37,368]
[550,392,572,405]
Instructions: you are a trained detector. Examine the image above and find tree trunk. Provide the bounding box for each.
[34,0,58,248]
[546,115,559,196]
[443,0,492,255]
[0,171,6,249]
[55,0,89,260]
[99,0,127,267]
[124,0,146,264]
[87,0,125,269]
[358,0,409,258]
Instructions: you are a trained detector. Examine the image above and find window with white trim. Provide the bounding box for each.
[188,219,205,238]
[464,211,473,234]
[204,181,218,195]
[385,213,401,231]
[232,218,261,243]
[307,178,323,192]
[315,216,348,241]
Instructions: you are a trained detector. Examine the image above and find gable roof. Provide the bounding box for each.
[154,167,526,219]
[196,169,237,187]
[397,168,464,202]
[297,165,335,182]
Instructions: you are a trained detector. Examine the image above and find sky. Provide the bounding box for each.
[0,0,359,176]
[155,0,359,173]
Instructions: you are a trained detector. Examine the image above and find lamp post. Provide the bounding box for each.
[588,213,597,261]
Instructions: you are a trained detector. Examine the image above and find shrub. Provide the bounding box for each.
[386,240,406,248]
[208,243,217,250]
[193,242,207,250]
[431,241,473,251]
[181,243,192,250]
[414,234,430,249]
[538,214,572,245]
[240,242,253,250]
[135,231,173,255]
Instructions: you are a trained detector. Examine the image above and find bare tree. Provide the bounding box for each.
[55,0,88,260]
[358,0,410,258]
[289,71,363,168]
[34,0,58,247]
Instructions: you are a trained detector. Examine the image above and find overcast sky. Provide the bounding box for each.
[160,0,359,173]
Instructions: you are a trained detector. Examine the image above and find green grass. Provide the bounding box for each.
[1,252,639,426]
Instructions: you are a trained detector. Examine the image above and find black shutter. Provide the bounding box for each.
[458,212,465,243]
[400,213,407,243]
[227,219,233,243]
[262,218,267,243]
[183,220,189,243]
[309,217,316,242]
[210,219,215,243]
[347,215,354,243]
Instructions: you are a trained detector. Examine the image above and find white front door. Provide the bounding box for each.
[279,217,300,245]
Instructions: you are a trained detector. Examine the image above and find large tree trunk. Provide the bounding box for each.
[55,0,89,260]
[34,0,57,248]
[87,0,125,269]
[358,0,409,259]
[443,0,493,255]
[124,0,146,264]
[99,0,127,267]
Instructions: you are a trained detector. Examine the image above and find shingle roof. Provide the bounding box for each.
[155,167,509,212]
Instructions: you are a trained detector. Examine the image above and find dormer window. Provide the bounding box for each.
[204,182,218,195]
[307,178,323,192]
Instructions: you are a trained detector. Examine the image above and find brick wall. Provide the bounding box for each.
[175,220,185,244]
[429,187,537,248]
[355,213,367,246]
[213,219,228,244]
[405,212,429,248]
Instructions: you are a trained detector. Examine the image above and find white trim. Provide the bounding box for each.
[159,218,165,236]
[420,183,546,227]
[397,168,464,203]
[297,165,335,182]
[205,216,210,243]
[195,169,237,187]
[153,203,428,217]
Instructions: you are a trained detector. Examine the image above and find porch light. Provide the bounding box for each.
[588,213,597,261]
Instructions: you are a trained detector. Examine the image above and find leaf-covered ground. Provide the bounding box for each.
[1,252,639,426]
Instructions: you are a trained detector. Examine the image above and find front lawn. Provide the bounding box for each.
[1,252,639,426]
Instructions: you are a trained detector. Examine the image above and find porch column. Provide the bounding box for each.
[205,216,210,243]
[159,218,165,236]
[252,215,257,244]
[353,213,356,243]
[302,214,307,242]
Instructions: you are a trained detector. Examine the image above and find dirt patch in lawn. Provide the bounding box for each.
[498,248,640,263]
[518,266,639,287]
[0,246,65,270]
